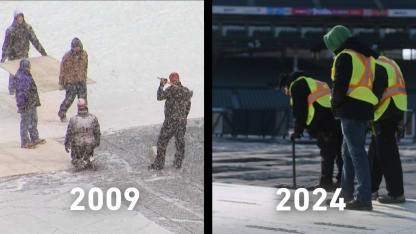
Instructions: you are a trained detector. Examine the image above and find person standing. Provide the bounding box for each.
[369,55,407,203]
[64,98,100,170]
[324,25,379,210]
[58,37,88,122]
[1,10,47,95]
[149,72,193,170]
[278,71,343,191]
[15,59,46,148]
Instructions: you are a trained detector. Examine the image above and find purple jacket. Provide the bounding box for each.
[15,69,40,110]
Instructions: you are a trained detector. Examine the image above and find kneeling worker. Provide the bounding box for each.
[64,98,100,170]
[279,71,343,191]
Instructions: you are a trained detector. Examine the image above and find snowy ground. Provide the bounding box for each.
[0,119,204,234]
[0,2,204,233]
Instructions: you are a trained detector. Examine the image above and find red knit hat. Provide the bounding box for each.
[77,98,87,109]
[169,72,180,83]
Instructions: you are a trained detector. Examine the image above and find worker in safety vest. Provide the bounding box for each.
[369,55,407,203]
[279,71,343,191]
[324,25,379,210]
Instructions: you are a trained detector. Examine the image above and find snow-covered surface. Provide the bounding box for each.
[0,1,204,143]
[0,2,203,233]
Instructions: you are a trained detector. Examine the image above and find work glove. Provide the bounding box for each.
[290,132,301,142]
[397,121,405,139]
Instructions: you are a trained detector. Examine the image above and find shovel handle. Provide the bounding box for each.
[292,139,296,188]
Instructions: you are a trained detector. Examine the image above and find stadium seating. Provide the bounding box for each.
[252,30,275,40]
[226,29,249,39]
[380,32,411,50]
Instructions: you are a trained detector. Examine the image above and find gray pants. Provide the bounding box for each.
[20,107,39,146]
[59,81,87,115]
[153,119,187,168]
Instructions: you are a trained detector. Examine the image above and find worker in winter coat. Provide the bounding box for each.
[64,98,100,170]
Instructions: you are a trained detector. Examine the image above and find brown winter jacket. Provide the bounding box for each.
[59,50,88,86]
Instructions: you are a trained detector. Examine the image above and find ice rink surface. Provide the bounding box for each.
[0,2,204,234]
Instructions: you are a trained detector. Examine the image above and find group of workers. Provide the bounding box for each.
[2,11,193,171]
[279,25,407,211]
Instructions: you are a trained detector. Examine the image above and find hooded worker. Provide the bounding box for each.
[323,25,381,210]
[15,59,46,148]
[1,10,47,95]
[64,98,100,169]
[278,71,343,190]
[58,37,88,122]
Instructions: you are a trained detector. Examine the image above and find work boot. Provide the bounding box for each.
[377,194,405,204]
[371,192,379,201]
[173,158,183,169]
[345,199,373,211]
[33,138,46,145]
[148,163,163,170]
[22,142,36,149]
[325,195,353,206]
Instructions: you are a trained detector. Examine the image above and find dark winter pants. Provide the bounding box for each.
[20,107,39,147]
[153,119,187,168]
[59,81,87,116]
[71,145,95,163]
[9,74,15,94]
[308,123,343,186]
[368,117,404,197]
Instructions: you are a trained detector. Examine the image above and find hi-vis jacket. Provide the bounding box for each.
[289,76,331,125]
[374,56,407,121]
[331,49,378,106]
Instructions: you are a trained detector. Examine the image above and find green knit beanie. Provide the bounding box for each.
[323,25,352,53]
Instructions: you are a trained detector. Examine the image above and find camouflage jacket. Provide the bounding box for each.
[65,110,101,148]
[157,83,193,121]
[59,50,88,86]
[2,20,46,61]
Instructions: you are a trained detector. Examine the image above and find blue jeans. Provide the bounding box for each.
[340,118,371,202]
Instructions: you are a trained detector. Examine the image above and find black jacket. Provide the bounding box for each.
[331,37,379,120]
[291,78,337,135]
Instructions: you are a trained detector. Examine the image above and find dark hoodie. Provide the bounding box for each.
[282,72,338,136]
[331,36,385,120]
[1,11,46,61]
